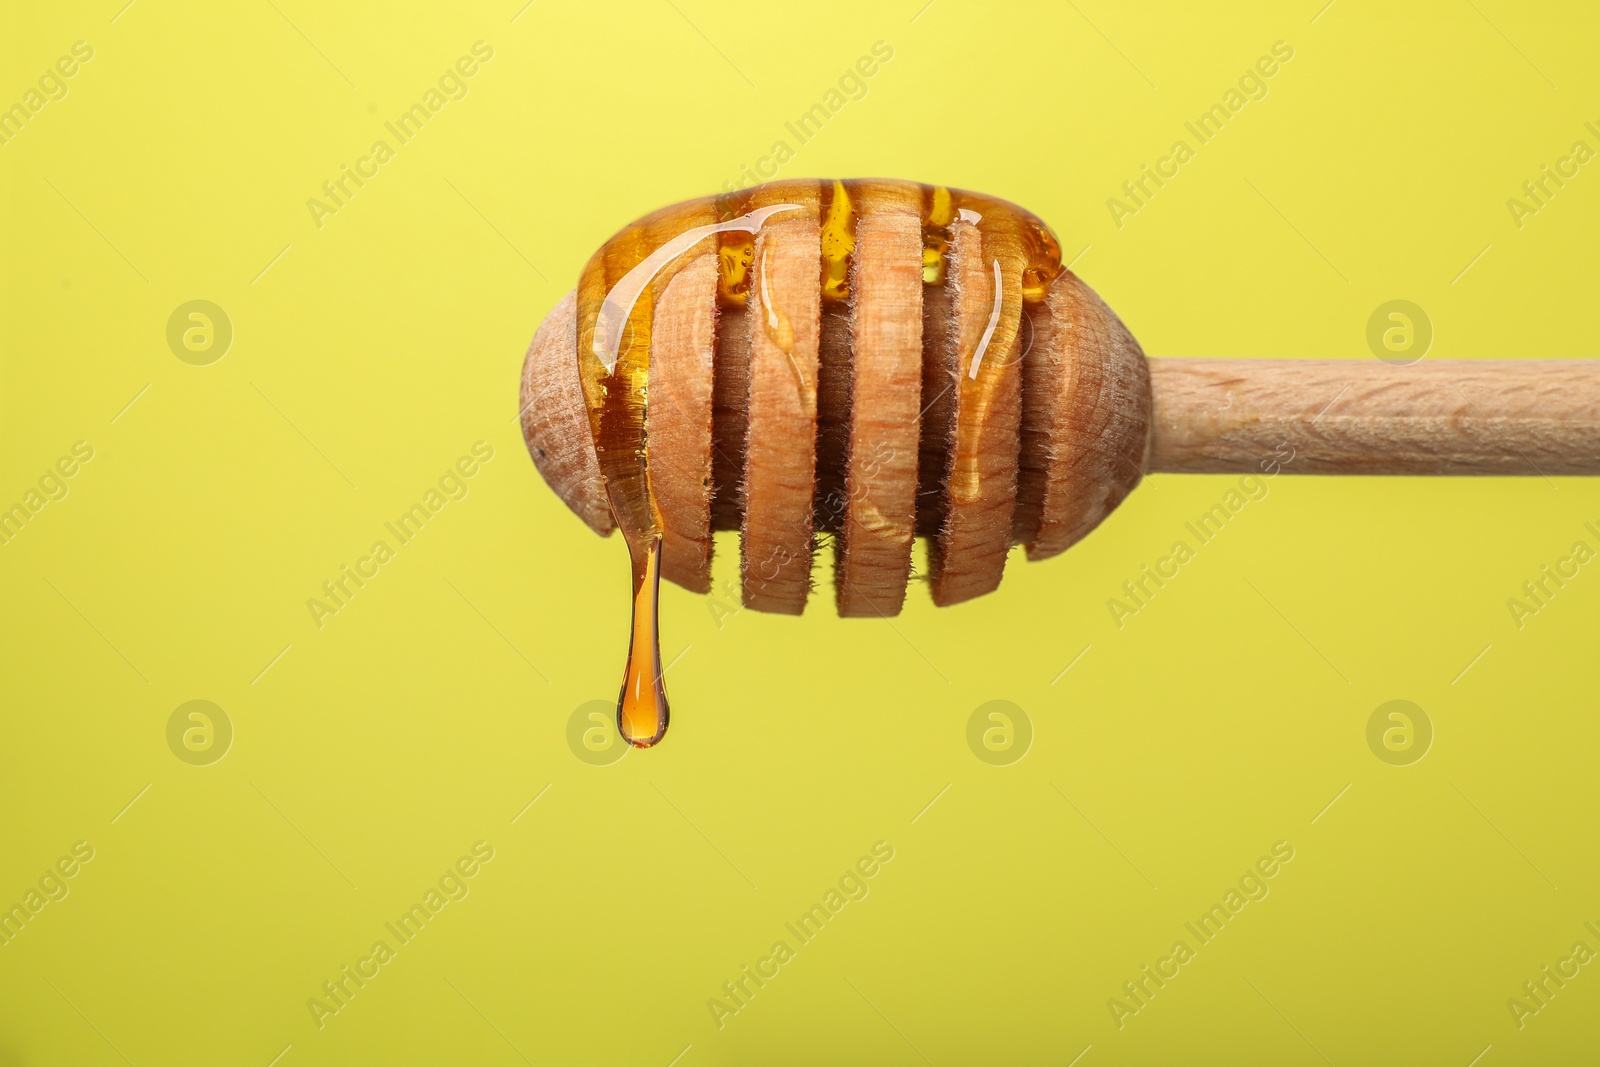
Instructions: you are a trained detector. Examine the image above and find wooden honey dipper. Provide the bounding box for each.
[520,178,1600,748]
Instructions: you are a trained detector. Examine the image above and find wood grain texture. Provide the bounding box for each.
[520,289,614,536]
[929,219,1024,607]
[813,301,853,535]
[1015,271,1150,560]
[1148,358,1600,475]
[740,202,823,613]
[836,186,923,618]
[647,254,718,592]
[916,275,956,539]
[710,302,751,532]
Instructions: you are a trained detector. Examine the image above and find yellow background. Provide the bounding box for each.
[3,1,1598,1063]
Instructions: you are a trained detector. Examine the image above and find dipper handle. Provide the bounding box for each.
[1148,358,1600,476]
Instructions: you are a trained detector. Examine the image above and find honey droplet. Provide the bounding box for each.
[819,179,856,302]
[618,535,669,747]
[922,185,952,284]
[717,234,753,306]
[758,240,796,356]
[1021,220,1064,302]
[757,237,815,406]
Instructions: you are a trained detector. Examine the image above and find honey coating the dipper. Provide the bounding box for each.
[575,179,1065,747]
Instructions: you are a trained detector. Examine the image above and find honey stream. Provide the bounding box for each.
[575,180,1062,747]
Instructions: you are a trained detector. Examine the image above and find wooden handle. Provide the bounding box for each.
[1147,359,1600,476]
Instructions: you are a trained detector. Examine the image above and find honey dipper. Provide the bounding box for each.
[519,178,1600,748]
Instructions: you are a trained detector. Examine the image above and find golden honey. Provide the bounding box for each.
[575,180,1063,747]
[818,179,856,302]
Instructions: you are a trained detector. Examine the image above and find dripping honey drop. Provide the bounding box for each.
[617,536,669,747]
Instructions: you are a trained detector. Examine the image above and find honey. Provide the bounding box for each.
[921,183,953,284]
[617,536,668,747]
[575,180,1063,747]
[818,179,856,302]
